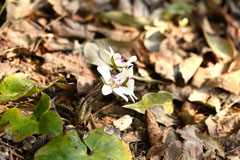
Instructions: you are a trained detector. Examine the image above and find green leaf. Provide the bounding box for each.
[0,75,70,103]
[123,91,174,114]
[0,94,62,142]
[0,75,40,103]
[203,29,236,61]
[0,108,39,142]
[99,11,152,26]
[163,2,192,20]
[39,111,63,137]
[33,93,50,118]
[34,127,132,160]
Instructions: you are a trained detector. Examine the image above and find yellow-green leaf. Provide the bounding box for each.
[123,91,174,114]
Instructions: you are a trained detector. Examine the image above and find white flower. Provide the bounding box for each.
[104,47,137,68]
[97,66,137,102]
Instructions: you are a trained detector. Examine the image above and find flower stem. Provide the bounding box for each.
[75,81,103,123]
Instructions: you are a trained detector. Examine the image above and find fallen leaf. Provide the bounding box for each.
[143,28,166,52]
[98,11,152,27]
[174,54,203,85]
[52,20,94,39]
[196,132,225,157]
[163,141,182,160]
[145,110,163,146]
[149,107,179,127]
[123,91,174,114]
[155,58,175,81]
[203,18,237,61]
[192,63,224,88]
[204,70,240,95]
[176,127,204,160]
[113,115,133,131]
[188,88,221,112]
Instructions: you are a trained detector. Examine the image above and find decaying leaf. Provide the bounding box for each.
[123,91,174,114]
[203,18,237,61]
[145,110,166,159]
[188,88,221,112]
[155,58,175,81]
[192,63,224,88]
[204,70,240,95]
[175,54,203,85]
[143,28,166,52]
[196,132,225,157]
[98,11,152,26]
[163,141,182,160]
[113,115,133,131]
[176,127,204,160]
[149,107,179,127]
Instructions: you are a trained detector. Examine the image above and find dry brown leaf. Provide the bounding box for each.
[163,140,182,160]
[145,110,163,146]
[204,70,240,95]
[205,115,218,136]
[202,18,237,62]
[47,0,68,15]
[52,20,94,40]
[175,54,203,85]
[176,127,204,160]
[87,24,140,41]
[41,52,95,94]
[155,58,174,81]
[188,88,221,112]
[196,132,225,157]
[149,107,179,127]
[122,131,142,146]
[192,63,224,88]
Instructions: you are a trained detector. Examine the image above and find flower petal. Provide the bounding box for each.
[113,88,128,102]
[102,85,112,95]
[97,66,111,84]
[127,56,137,66]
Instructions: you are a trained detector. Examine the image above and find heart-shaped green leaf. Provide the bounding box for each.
[0,94,62,142]
[34,127,132,160]
[33,94,51,118]
[39,111,62,137]
[0,108,39,141]
[0,75,40,103]
[123,91,174,114]
[0,75,71,103]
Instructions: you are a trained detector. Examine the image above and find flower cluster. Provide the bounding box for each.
[97,47,137,102]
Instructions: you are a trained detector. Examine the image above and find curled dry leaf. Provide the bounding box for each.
[145,110,166,159]
[145,110,163,146]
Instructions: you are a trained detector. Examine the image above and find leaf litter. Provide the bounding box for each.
[0,0,240,159]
